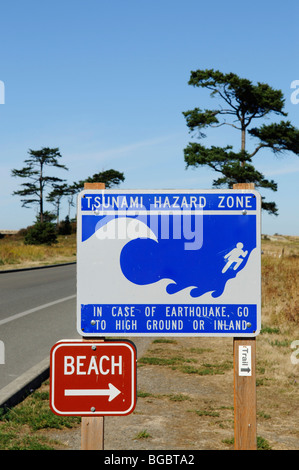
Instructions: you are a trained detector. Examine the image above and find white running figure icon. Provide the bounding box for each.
[222,242,248,274]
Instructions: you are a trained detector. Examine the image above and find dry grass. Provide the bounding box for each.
[0,233,76,270]
[261,236,299,326]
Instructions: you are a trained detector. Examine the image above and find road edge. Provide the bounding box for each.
[0,263,76,410]
[0,357,50,409]
[0,261,76,274]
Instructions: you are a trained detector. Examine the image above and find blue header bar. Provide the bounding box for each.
[81,192,257,212]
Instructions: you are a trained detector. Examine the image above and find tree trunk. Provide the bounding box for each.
[39,162,43,223]
[241,127,245,152]
[241,120,246,167]
[241,123,246,168]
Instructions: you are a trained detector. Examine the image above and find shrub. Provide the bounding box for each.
[24,222,58,246]
[58,216,72,235]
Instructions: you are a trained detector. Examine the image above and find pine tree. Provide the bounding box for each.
[183,69,299,214]
[12,147,68,222]
[71,169,125,191]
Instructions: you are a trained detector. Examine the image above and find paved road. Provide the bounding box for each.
[0,264,80,396]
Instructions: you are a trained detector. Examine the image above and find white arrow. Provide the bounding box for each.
[64,383,121,402]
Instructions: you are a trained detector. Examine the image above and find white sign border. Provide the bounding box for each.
[76,189,261,338]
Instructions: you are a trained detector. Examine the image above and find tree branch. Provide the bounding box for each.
[248,143,267,158]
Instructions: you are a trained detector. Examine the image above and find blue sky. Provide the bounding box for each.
[0,0,299,235]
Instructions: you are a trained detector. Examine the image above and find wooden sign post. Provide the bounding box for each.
[233,183,257,450]
[81,182,105,451]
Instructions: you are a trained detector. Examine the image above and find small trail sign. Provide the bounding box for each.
[50,340,137,416]
[238,345,252,376]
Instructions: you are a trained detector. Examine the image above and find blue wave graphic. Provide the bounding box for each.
[120,215,256,298]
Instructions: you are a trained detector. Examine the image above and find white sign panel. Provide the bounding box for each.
[77,189,261,337]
